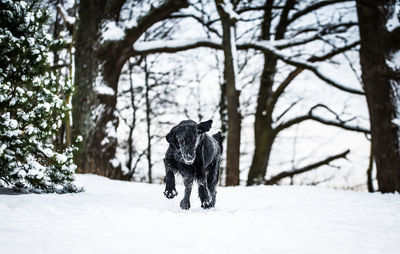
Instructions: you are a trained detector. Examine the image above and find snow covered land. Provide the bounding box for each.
[1,174,399,254]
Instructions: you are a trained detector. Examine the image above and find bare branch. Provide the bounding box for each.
[277,22,358,49]
[244,41,364,95]
[286,0,354,26]
[236,5,285,14]
[265,150,350,185]
[267,40,361,118]
[275,104,370,134]
[275,98,302,123]
[169,13,221,37]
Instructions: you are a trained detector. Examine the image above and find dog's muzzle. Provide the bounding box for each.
[181,150,195,165]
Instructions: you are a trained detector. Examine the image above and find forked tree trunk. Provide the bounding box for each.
[216,0,241,186]
[73,0,188,179]
[357,0,400,192]
[247,0,295,185]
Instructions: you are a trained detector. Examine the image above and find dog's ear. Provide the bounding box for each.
[166,128,176,145]
[198,120,213,133]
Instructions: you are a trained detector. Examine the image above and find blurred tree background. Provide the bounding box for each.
[2,0,400,193]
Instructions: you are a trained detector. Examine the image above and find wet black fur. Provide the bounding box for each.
[163,120,223,210]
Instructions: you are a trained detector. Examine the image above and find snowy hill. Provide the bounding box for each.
[0,174,399,254]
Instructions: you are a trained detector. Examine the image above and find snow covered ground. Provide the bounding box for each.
[1,174,399,254]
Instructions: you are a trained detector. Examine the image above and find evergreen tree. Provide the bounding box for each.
[0,0,78,193]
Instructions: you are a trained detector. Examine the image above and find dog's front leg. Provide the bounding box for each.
[163,158,178,199]
[180,177,193,210]
[198,178,211,209]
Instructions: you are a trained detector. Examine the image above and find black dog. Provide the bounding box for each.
[163,120,223,209]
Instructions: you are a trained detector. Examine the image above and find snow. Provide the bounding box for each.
[392,118,400,126]
[94,83,115,96]
[133,38,220,52]
[56,153,68,163]
[220,0,239,21]
[386,50,400,71]
[109,157,120,168]
[56,4,75,25]
[0,174,399,254]
[101,21,125,42]
[386,1,400,32]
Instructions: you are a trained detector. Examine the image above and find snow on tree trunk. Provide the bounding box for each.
[73,0,126,180]
[357,0,400,192]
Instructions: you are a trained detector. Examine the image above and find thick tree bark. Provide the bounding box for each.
[216,0,241,186]
[357,0,400,192]
[73,0,188,179]
[73,0,113,177]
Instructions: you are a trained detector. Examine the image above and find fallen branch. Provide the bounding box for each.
[264,149,350,185]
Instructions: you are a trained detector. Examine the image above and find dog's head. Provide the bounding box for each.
[166,120,213,165]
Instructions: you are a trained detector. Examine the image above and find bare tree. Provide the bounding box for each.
[244,0,366,185]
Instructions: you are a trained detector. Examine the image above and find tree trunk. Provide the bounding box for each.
[126,61,137,177]
[247,50,277,185]
[73,0,188,180]
[73,0,128,179]
[357,0,400,192]
[216,0,241,186]
[144,58,152,183]
[247,0,277,185]
[247,125,275,185]
[247,0,296,185]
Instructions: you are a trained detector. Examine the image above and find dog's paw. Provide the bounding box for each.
[164,189,178,199]
[201,200,212,209]
[180,200,190,210]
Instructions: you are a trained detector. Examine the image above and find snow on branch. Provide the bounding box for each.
[133,38,221,53]
[217,0,239,21]
[244,41,364,95]
[132,38,363,95]
[56,4,75,33]
[264,149,350,185]
[122,0,189,45]
[274,104,370,134]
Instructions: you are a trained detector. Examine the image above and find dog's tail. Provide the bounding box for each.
[212,131,223,152]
